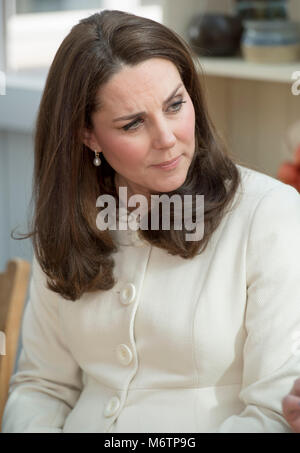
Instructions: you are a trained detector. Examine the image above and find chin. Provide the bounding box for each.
[152,173,187,194]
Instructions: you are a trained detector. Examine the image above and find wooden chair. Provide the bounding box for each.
[0,258,31,430]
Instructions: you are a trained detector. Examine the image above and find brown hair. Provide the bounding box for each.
[14,9,241,301]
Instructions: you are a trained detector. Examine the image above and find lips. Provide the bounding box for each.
[153,156,180,166]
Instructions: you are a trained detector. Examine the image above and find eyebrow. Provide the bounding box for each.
[112,82,183,123]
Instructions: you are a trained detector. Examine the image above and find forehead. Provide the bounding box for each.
[96,58,182,111]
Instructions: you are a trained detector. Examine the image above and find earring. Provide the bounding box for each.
[93,150,102,167]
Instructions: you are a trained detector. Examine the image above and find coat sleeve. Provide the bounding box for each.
[216,184,300,433]
[1,255,83,433]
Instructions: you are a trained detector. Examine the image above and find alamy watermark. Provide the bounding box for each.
[0,331,6,355]
[0,70,6,96]
[291,71,300,96]
[96,186,205,241]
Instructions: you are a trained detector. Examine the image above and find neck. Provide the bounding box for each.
[114,173,152,213]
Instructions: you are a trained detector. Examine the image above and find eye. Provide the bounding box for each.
[122,119,142,131]
[122,101,186,131]
[169,101,186,112]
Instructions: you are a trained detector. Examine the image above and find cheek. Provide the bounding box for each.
[177,101,195,143]
[99,133,145,167]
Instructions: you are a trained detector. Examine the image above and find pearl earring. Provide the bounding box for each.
[93,150,102,167]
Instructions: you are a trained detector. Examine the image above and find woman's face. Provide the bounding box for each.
[84,58,196,200]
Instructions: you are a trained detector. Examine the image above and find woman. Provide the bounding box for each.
[2,10,300,433]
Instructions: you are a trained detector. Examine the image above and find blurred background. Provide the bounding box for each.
[0,0,300,276]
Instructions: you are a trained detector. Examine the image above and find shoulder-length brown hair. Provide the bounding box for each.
[14,9,241,301]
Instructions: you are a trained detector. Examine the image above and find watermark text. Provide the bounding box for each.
[96,187,205,241]
[291,71,300,96]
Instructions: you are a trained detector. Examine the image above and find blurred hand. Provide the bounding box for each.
[282,378,300,432]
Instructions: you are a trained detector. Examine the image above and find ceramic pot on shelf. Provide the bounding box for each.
[187,13,243,57]
[235,0,288,20]
[241,19,300,63]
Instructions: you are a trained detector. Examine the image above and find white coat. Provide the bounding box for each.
[2,164,300,433]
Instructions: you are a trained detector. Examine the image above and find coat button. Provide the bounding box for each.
[116,344,133,366]
[104,396,120,417]
[120,283,136,305]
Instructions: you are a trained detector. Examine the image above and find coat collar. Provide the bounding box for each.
[109,209,149,247]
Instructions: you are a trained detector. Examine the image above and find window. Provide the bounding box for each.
[16,0,103,14]
[4,0,163,73]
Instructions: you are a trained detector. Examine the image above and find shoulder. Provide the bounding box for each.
[221,164,300,244]
[236,164,292,197]
[233,164,300,215]
[232,165,300,252]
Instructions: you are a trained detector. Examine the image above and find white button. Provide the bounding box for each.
[116,344,133,366]
[104,396,120,417]
[120,283,136,305]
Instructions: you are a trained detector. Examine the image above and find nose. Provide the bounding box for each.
[151,118,176,150]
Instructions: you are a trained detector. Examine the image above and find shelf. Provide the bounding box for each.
[194,56,300,83]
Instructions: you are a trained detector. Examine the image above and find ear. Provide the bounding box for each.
[81,127,100,152]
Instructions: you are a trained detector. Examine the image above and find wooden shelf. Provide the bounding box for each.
[194,56,300,83]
